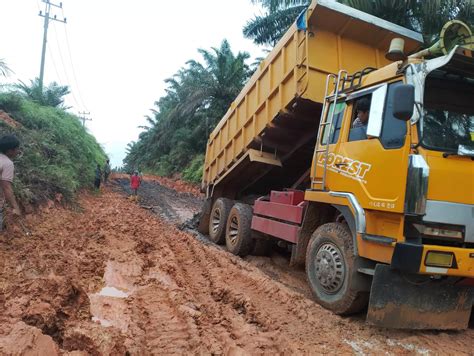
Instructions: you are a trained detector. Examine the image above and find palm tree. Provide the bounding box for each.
[15,78,71,109]
[244,0,474,46]
[340,0,474,43]
[244,0,309,46]
[163,39,250,131]
[0,58,12,78]
[124,40,252,175]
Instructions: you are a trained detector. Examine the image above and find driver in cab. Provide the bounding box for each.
[352,97,370,129]
[349,97,371,141]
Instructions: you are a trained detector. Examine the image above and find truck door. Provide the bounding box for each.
[324,82,411,213]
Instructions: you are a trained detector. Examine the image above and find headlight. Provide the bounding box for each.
[414,223,463,239]
[425,251,454,268]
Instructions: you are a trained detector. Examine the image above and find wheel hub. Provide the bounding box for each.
[228,215,239,245]
[211,208,221,234]
[314,243,345,294]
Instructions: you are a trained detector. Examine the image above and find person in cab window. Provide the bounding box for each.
[352,97,371,129]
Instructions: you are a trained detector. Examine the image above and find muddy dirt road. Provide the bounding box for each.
[0,178,472,355]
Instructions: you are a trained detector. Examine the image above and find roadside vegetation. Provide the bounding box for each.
[124,0,473,184]
[0,74,106,207]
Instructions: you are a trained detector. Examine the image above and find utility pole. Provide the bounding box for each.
[79,111,92,127]
[38,0,67,93]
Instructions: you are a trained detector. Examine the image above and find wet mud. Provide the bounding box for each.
[0,177,472,354]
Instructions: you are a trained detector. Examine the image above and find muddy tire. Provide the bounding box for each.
[197,199,212,234]
[208,198,233,244]
[225,203,255,256]
[306,222,369,315]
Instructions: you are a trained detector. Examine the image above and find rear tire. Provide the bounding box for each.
[208,198,233,244]
[225,203,255,256]
[306,222,369,315]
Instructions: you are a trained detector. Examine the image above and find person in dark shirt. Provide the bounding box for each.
[94,164,102,190]
[103,159,111,184]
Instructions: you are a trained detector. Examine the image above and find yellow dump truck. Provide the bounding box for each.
[199,0,474,329]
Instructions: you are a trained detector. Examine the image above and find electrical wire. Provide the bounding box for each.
[61,6,89,112]
[51,22,81,109]
[46,41,63,86]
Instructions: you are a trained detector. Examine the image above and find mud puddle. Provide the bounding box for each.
[89,261,137,333]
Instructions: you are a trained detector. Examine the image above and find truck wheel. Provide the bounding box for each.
[225,203,255,256]
[306,222,369,315]
[208,198,233,244]
[197,199,212,234]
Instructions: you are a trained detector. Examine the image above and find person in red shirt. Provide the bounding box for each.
[130,171,141,201]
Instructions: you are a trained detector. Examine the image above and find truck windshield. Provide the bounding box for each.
[422,73,474,153]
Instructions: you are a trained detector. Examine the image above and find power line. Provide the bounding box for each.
[38,0,66,92]
[61,7,89,112]
[46,41,63,85]
[51,22,82,109]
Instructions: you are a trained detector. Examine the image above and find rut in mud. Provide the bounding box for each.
[0,177,472,355]
[116,178,203,225]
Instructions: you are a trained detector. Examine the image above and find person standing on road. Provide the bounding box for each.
[94,164,102,190]
[103,159,111,185]
[0,135,22,232]
[130,171,141,201]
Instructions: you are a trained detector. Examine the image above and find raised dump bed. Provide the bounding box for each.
[202,0,423,198]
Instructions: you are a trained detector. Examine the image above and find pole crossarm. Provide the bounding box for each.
[78,111,92,127]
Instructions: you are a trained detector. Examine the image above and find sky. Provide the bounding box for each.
[0,0,265,167]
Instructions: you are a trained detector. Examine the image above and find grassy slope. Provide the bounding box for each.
[0,92,106,206]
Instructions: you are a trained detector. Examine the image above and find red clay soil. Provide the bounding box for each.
[0,186,472,355]
[0,111,21,129]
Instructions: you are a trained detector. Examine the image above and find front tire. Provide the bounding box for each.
[208,198,233,244]
[225,203,255,256]
[306,222,369,315]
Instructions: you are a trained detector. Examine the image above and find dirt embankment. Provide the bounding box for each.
[0,178,472,355]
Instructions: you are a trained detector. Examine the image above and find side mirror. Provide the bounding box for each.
[393,84,415,121]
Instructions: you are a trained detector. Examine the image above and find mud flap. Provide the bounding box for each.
[197,199,212,234]
[367,264,474,330]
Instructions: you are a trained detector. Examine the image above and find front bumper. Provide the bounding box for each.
[391,242,474,278]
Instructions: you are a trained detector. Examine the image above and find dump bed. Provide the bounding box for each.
[202,0,423,197]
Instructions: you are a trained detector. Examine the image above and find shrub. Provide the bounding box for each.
[182,154,204,184]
